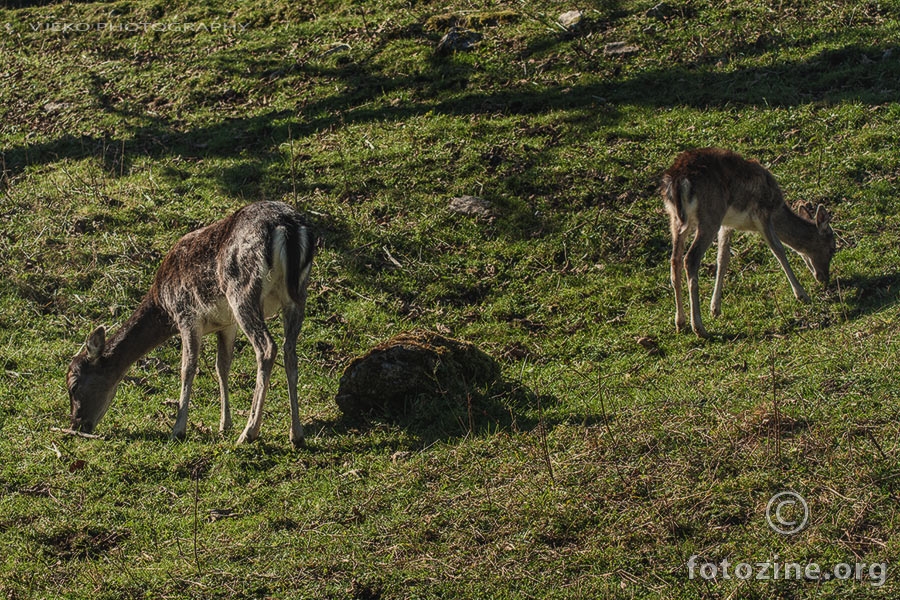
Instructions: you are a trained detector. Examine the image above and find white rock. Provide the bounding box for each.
[604,41,639,56]
[449,195,494,218]
[558,10,583,29]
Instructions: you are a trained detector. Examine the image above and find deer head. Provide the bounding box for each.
[796,202,836,286]
[67,327,118,434]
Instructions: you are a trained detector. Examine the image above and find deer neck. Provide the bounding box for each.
[772,205,819,255]
[101,297,177,383]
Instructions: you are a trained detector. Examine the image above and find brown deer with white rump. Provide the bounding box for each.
[662,148,835,338]
[67,201,315,446]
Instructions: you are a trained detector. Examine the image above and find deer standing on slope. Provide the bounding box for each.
[661,147,836,338]
[67,201,315,446]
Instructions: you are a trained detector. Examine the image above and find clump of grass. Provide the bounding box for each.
[423,9,520,32]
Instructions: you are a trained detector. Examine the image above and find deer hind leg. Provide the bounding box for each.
[669,216,687,333]
[215,325,237,433]
[710,227,733,318]
[283,299,306,448]
[760,219,810,303]
[234,303,277,445]
[684,226,718,339]
[173,327,202,440]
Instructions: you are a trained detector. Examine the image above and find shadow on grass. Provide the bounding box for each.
[836,272,900,318]
[8,31,899,326]
[5,41,897,182]
[302,379,556,451]
[5,34,894,262]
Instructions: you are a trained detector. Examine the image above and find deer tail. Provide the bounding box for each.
[661,174,690,225]
[282,219,315,306]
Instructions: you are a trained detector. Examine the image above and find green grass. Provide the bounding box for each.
[3,0,900,597]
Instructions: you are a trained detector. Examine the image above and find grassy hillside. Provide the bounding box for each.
[2,0,900,597]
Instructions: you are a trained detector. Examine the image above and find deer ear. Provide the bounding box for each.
[796,201,814,219]
[86,327,106,361]
[814,204,831,231]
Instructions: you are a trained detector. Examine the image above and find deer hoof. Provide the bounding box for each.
[236,430,258,445]
[290,425,305,449]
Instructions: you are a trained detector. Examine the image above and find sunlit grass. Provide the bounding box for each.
[2,0,900,597]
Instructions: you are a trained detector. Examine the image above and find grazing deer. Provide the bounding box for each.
[662,147,835,338]
[67,201,315,446]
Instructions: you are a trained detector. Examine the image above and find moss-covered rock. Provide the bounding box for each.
[335,329,502,418]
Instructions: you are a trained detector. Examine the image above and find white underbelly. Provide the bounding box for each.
[199,278,288,335]
[200,300,235,334]
[261,287,287,319]
[721,206,758,231]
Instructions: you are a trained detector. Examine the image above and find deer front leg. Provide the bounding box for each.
[215,325,237,433]
[761,220,810,303]
[283,302,305,448]
[173,328,202,440]
[685,227,717,339]
[234,306,277,445]
[710,227,732,318]
[670,220,686,333]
